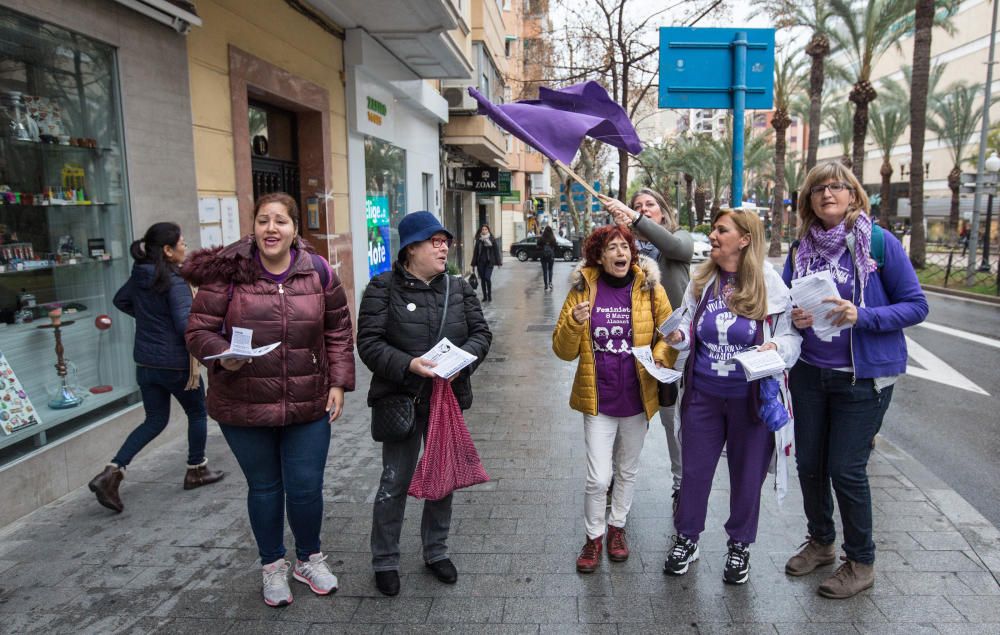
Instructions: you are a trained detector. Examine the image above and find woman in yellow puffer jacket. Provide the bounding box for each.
[552,224,675,574]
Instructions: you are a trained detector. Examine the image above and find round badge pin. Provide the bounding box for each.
[406,303,417,312]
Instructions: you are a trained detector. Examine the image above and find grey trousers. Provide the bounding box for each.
[662,350,688,491]
[371,411,453,572]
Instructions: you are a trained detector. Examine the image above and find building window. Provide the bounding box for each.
[0,6,136,461]
[364,137,406,278]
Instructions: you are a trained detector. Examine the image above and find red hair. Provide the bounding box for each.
[582,225,639,268]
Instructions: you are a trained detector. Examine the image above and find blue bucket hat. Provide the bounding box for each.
[397,211,453,258]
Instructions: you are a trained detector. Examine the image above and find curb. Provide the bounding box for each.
[921,283,1000,305]
[874,435,1000,585]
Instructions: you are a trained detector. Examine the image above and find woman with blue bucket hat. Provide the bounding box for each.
[357,211,492,596]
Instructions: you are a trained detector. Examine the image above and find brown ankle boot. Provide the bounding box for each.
[88,465,124,513]
[818,558,874,599]
[184,463,224,490]
[785,537,836,576]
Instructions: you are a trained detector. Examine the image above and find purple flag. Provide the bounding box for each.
[468,81,642,165]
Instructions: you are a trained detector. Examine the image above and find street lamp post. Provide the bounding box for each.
[979,151,1000,272]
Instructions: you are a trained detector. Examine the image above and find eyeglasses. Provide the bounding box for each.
[429,236,453,248]
[809,182,850,196]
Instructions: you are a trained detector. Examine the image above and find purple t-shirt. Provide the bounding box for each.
[258,247,297,284]
[798,250,853,369]
[591,275,644,417]
[693,273,757,397]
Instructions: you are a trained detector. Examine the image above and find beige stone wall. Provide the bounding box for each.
[186,0,349,233]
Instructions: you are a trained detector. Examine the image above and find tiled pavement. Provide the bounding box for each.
[1,258,998,634]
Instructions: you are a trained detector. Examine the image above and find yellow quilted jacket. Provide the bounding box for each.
[552,256,676,420]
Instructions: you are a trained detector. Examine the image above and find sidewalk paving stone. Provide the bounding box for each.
[0,259,997,633]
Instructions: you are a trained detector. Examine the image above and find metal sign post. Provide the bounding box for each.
[659,27,775,207]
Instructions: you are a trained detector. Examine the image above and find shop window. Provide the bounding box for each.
[0,7,137,460]
[364,136,406,278]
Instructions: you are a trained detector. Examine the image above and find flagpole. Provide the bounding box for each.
[553,160,601,199]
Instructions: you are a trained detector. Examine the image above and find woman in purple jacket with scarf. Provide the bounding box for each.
[781,162,928,599]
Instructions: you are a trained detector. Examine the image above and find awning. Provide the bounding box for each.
[111,0,202,34]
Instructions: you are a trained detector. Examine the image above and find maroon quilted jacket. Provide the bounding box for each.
[183,236,355,427]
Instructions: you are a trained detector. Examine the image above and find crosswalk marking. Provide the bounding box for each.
[905,336,990,396]
[913,322,1000,350]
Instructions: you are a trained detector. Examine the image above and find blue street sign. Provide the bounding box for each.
[658,27,775,110]
[658,27,775,207]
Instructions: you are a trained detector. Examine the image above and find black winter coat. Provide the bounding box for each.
[113,263,192,370]
[471,236,502,267]
[357,262,492,410]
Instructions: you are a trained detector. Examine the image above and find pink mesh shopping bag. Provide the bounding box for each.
[408,377,490,501]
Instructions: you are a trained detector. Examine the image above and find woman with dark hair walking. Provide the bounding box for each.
[539,226,558,291]
[88,223,223,514]
[471,224,502,302]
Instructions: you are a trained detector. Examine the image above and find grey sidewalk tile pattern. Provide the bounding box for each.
[0,261,997,634]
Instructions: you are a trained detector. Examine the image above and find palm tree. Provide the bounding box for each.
[868,102,910,228]
[927,82,991,238]
[879,62,946,248]
[751,0,835,172]
[769,52,806,256]
[910,0,946,267]
[824,102,855,168]
[829,0,911,184]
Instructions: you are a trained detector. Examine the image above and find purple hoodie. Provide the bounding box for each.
[782,230,928,379]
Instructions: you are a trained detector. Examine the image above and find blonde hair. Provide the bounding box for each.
[691,208,768,321]
[798,161,870,238]
[629,188,679,232]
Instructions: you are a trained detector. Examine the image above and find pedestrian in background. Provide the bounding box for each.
[471,223,502,302]
[184,192,355,608]
[539,225,558,291]
[603,188,693,512]
[662,208,800,585]
[89,222,223,514]
[552,224,674,573]
[782,162,928,599]
[358,211,492,597]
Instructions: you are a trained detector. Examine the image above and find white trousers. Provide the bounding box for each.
[583,412,648,539]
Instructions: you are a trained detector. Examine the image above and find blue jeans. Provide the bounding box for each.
[789,361,894,564]
[112,366,207,468]
[220,416,331,564]
[540,257,554,287]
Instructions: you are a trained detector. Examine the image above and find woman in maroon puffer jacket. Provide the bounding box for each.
[184,192,355,608]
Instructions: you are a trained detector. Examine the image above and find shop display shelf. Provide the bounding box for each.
[0,202,115,209]
[7,138,113,153]
[0,258,116,276]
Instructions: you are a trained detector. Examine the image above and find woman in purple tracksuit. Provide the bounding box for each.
[661,208,800,585]
[781,162,928,599]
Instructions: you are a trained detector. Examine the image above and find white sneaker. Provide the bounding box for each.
[293,552,339,595]
[262,559,293,607]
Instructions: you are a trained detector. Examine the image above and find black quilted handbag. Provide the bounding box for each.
[371,394,416,442]
[370,275,451,442]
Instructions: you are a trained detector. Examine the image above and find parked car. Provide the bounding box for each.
[690,232,710,263]
[510,235,576,262]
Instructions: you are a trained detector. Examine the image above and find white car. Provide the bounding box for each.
[690,232,710,262]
